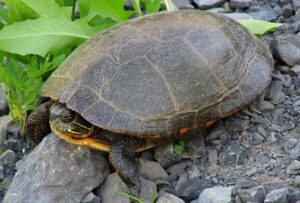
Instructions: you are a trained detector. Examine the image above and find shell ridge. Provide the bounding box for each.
[144,55,178,112]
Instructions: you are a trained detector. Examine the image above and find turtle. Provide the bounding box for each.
[25,10,273,197]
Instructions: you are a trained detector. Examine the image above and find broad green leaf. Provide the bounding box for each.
[0,18,90,56]
[238,19,282,37]
[55,0,74,6]
[90,0,134,22]
[3,0,38,23]
[21,0,68,19]
[78,0,91,17]
[75,16,112,35]
[132,0,142,16]
[140,0,161,14]
[163,0,178,11]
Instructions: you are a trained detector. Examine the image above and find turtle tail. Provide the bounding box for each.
[24,101,52,145]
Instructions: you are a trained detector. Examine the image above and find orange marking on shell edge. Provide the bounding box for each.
[204,119,218,128]
[179,128,189,136]
[145,134,161,139]
[204,108,240,128]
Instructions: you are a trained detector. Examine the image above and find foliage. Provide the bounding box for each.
[238,19,282,37]
[0,54,65,128]
[173,139,185,156]
[118,186,157,203]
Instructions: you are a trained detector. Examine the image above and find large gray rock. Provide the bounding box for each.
[138,158,168,181]
[287,160,300,175]
[264,188,288,203]
[3,133,110,203]
[270,35,300,66]
[198,186,234,203]
[236,185,266,203]
[230,0,252,9]
[223,13,254,20]
[248,5,279,21]
[193,0,226,9]
[97,173,157,203]
[219,143,249,166]
[157,191,185,203]
[173,0,194,9]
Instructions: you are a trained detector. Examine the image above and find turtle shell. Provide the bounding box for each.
[42,10,273,138]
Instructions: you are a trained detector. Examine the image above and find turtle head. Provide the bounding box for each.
[49,103,93,138]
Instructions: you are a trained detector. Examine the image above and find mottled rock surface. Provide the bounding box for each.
[3,133,109,203]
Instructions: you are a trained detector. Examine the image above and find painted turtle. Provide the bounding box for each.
[25,10,273,196]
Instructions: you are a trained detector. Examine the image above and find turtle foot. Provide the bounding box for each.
[109,136,141,198]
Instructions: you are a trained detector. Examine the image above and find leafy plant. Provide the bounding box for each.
[173,139,185,156]
[0,54,65,128]
[118,186,157,203]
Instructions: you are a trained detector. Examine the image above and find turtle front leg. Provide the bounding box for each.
[109,136,141,197]
[24,101,52,144]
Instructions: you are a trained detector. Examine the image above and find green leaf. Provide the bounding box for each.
[0,5,8,23]
[3,0,38,23]
[55,0,74,6]
[132,0,142,16]
[21,0,68,19]
[163,0,178,11]
[118,192,145,203]
[140,0,161,14]
[238,19,282,37]
[173,139,185,156]
[78,0,91,18]
[0,18,91,56]
[90,0,135,22]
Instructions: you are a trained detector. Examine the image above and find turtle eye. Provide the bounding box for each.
[60,109,75,123]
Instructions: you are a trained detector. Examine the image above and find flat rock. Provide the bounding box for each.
[154,143,182,168]
[256,100,274,113]
[175,178,213,201]
[289,191,300,203]
[293,0,300,11]
[219,143,249,166]
[0,150,16,165]
[173,0,194,9]
[156,191,185,203]
[270,34,300,66]
[193,0,226,9]
[198,186,234,203]
[248,5,279,21]
[3,133,110,203]
[230,0,252,8]
[97,173,157,203]
[206,121,229,141]
[138,158,168,181]
[236,185,266,203]
[288,142,300,160]
[282,4,294,18]
[223,13,254,20]
[291,65,300,74]
[287,160,300,175]
[80,192,101,203]
[224,118,249,133]
[264,188,288,203]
